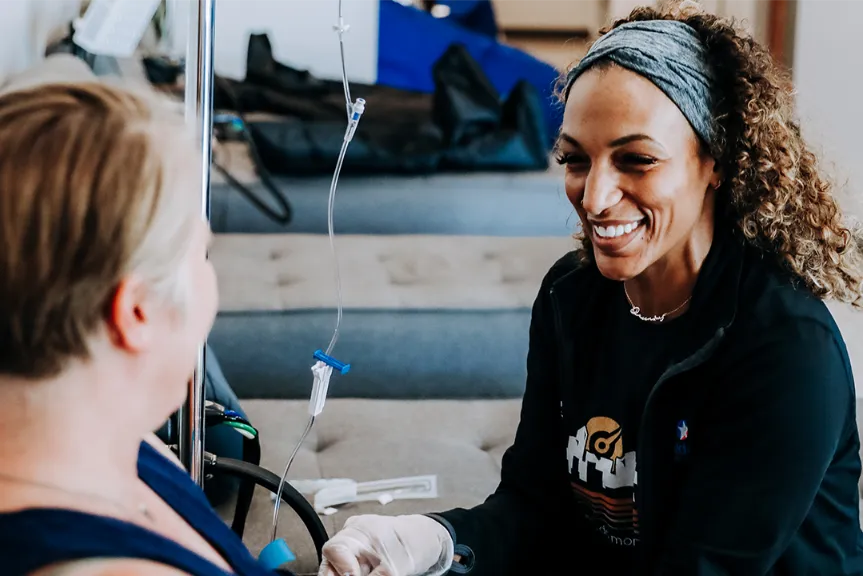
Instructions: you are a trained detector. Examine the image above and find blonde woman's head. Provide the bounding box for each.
[0,82,217,393]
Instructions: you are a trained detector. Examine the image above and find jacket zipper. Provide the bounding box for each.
[633,326,728,567]
[548,285,569,401]
[638,325,728,443]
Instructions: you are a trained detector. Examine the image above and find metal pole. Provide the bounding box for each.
[179,0,216,486]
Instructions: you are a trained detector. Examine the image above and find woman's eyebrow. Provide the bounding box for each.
[609,133,657,147]
[556,132,659,148]
[557,132,579,148]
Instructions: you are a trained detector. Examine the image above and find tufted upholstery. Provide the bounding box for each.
[208,234,575,399]
[207,233,568,574]
[219,398,521,576]
[211,233,575,312]
[209,143,573,237]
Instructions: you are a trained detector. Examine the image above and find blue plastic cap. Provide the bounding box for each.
[259,539,296,570]
[313,350,351,375]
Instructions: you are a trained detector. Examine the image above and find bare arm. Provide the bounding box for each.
[32,559,190,576]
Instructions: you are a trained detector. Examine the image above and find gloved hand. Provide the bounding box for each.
[317,514,455,576]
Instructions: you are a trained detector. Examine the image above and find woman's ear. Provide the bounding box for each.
[707,157,723,191]
[697,140,722,190]
[106,276,154,352]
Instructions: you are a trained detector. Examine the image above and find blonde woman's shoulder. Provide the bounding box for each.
[142,433,186,471]
[31,558,191,576]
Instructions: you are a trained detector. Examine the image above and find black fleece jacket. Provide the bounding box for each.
[431,226,863,575]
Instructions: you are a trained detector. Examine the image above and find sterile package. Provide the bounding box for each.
[278,475,439,515]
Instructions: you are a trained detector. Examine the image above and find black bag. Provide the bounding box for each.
[214,34,550,176]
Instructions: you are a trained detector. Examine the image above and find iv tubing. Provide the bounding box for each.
[270,0,357,542]
[270,137,351,541]
[337,0,352,121]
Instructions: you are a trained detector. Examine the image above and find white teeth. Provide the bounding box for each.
[594,220,642,239]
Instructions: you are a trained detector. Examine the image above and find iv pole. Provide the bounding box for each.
[178,0,217,486]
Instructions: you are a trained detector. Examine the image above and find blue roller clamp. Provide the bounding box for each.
[259,539,296,570]
[314,350,351,374]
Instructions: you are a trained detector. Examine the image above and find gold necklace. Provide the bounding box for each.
[0,471,154,522]
[623,284,691,323]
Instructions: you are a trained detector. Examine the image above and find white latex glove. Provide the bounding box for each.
[318,514,455,576]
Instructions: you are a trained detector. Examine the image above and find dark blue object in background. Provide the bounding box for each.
[376,0,564,146]
[433,0,499,38]
[155,344,247,506]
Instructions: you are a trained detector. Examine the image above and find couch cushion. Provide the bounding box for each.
[210,143,573,236]
[211,233,573,312]
[208,234,573,399]
[209,234,863,401]
[223,398,520,575]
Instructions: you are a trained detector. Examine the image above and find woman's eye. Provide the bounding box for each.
[555,154,589,166]
[623,154,657,166]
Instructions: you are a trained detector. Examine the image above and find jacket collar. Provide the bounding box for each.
[550,220,745,361]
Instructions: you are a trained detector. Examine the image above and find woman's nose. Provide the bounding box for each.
[581,166,623,216]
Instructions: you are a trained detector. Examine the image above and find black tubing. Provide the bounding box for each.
[208,456,328,562]
[230,433,261,538]
[213,76,292,226]
[201,413,260,536]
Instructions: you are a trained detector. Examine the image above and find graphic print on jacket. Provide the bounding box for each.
[567,415,638,547]
[563,284,692,555]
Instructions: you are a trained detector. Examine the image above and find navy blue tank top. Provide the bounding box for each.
[0,442,286,576]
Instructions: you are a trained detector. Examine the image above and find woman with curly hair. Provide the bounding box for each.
[317,3,863,575]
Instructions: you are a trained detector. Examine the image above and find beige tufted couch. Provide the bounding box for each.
[229,399,520,575]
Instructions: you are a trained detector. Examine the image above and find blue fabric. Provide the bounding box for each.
[202,343,247,506]
[0,442,280,576]
[205,343,246,419]
[209,308,535,400]
[153,344,247,506]
[564,20,718,151]
[204,343,246,466]
[209,171,572,237]
[376,0,562,145]
[434,0,498,38]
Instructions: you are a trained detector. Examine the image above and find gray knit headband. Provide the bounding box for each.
[565,20,718,150]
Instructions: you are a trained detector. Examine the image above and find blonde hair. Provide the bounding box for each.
[0,82,201,378]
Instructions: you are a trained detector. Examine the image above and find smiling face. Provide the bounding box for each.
[558,64,720,282]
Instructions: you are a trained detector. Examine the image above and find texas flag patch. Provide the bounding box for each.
[677,420,689,441]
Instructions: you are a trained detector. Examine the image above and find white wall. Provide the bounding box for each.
[167,0,379,84]
[794,0,863,214]
[0,0,81,84]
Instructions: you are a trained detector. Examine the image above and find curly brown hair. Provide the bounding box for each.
[560,1,863,309]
